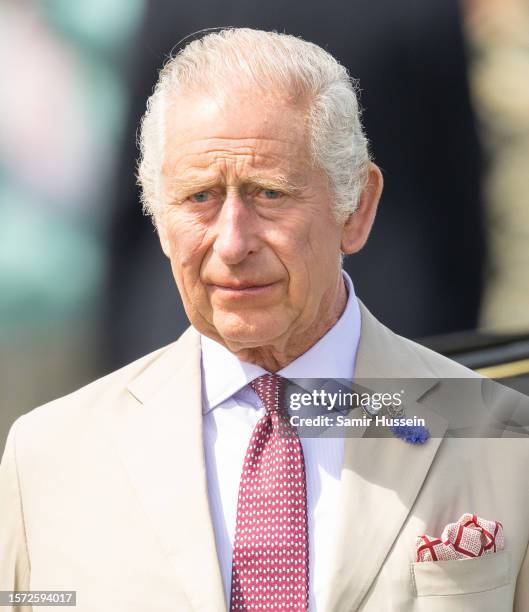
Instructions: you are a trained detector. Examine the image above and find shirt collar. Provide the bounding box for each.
[200,270,361,413]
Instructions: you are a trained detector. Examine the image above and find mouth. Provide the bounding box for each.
[209,281,279,295]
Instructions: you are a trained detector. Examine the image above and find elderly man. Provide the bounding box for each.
[1,28,528,612]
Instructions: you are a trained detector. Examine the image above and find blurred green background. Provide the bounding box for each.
[0,0,146,444]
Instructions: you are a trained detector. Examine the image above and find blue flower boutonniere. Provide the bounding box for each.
[390,424,430,445]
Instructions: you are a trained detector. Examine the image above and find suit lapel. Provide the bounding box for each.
[105,327,227,611]
[321,302,448,611]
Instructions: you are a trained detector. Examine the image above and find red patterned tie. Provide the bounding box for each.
[229,373,309,611]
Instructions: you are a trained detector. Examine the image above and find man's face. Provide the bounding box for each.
[157,90,361,356]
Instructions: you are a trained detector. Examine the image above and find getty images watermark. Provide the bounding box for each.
[279,377,529,439]
[287,387,426,429]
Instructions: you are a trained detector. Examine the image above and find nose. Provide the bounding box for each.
[213,190,259,265]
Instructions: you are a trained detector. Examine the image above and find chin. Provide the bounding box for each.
[212,311,286,350]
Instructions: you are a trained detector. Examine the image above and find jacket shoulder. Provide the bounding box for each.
[395,332,482,379]
[7,332,195,446]
[357,300,481,379]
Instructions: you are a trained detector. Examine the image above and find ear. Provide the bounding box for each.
[340,162,383,254]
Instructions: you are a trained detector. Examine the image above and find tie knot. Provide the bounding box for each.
[250,373,286,414]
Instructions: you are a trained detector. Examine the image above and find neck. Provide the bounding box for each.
[233,276,349,372]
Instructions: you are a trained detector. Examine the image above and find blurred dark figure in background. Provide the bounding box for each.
[104,0,484,369]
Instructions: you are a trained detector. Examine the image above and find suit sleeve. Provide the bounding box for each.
[515,538,529,611]
[0,418,32,612]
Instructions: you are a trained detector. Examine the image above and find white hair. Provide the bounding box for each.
[137,28,371,224]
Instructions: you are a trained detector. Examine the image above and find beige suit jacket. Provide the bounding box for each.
[1,302,528,611]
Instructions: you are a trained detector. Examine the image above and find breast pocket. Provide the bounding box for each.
[411,550,511,597]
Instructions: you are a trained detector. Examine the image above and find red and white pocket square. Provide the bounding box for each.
[416,513,504,562]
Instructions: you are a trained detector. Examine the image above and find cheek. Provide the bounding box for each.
[307,218,343,267]
[274,216,331,268]
[163,221,214,310]
[272,218,341,297]
[267,236,314,303]
[165,216,210,269]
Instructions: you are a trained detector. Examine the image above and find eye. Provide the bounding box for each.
[189,191,211,203]
[260,189,283,200]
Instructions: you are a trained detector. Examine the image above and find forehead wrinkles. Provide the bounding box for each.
[168,135,302,163]
[163,136,310,183]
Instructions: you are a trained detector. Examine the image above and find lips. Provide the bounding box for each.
[213,282,275,290]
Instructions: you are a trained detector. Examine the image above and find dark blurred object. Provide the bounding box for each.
[421,330,529,394]
[104,0,485,370]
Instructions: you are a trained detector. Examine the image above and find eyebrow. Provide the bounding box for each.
[245,174,307,197]
[166,172,308,202]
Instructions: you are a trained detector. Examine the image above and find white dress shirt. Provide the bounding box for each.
[200,271,361,610]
